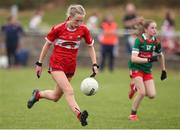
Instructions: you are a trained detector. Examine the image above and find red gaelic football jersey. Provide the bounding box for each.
[45,21,94,75]
[46,21,94,48]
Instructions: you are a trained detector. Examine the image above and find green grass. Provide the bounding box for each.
[0,67,180,128]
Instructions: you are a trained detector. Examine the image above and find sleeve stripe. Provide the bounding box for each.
[132,51,139,54]
[132,48,139,51]
[88,39,94,46]
[45,37,53,44]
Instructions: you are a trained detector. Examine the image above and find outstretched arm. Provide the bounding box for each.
[38,41,51,63]
[87,45,97,64]
[87,45,99,77]
[159,52,166,71]
[159,53,167,80]
[35,41,52,78]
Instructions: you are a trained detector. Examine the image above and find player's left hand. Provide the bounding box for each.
[161,70,167,81]
[148,56,158,63]
[90,64,99,77]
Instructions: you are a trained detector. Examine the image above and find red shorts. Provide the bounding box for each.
[130,70,153,81]
[48,47,78,78]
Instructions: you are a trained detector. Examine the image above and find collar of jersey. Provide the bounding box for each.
[142,33,155,43]
[65,23,77,32]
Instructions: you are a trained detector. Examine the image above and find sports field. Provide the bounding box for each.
[0,67,180,129]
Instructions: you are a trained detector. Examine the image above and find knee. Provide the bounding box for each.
[63,87,74,96]
[52,91,63,102]
[53,97,59,102]
[148,93,156,99]
[139,91,146,97]
[52,94,61,102]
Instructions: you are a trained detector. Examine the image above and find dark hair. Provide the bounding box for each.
[165,11,175,26]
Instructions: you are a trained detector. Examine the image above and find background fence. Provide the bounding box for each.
[0,30,180,69]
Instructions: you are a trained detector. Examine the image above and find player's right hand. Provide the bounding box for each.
[35,61,42,78]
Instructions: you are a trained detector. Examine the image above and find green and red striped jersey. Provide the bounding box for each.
[128,33,162,73]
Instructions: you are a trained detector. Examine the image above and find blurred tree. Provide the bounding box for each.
[66,0,126,7]
[0,0,180,9]
[0,0,48,9]
[136,0,180,8]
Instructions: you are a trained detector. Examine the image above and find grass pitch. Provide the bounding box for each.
[0,67,180,129]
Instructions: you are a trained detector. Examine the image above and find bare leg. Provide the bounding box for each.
[39,84,63,102]
[38,76,72,102]
[51,71,80,116]
[144,79,156,99]
[131,77,146,111]
[27,84,63,108]
[128,78,137,99]
[130,78,135,86]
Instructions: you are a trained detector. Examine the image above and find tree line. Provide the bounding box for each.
[0,0,179,10]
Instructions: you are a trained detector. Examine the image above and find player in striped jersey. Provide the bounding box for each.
[27,4,99,126]
[128,19,167,121]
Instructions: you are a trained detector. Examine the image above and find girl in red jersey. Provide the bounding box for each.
[27,4,99,126]
[128,20,167,121]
